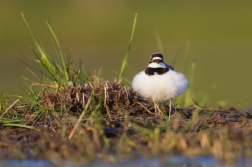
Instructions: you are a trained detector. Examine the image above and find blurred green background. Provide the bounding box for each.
[0,1,251,108]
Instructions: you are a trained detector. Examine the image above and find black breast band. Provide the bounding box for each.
[145,67,169,76]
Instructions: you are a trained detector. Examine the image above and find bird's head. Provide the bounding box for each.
[149,53,164,64]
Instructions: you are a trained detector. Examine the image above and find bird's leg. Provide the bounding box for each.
[169,99,172,120]
[171,99,177,113]
[153,99,157,116]
[168,98,177,120]
[156,102,163,116]
[153,99,163,116]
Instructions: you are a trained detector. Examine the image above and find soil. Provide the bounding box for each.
[0,81,252,161]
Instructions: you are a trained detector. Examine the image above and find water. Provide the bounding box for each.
[0,156,251,167]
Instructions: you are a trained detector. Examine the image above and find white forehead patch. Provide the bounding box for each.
[148,62,167,68]
[152,57,162,60]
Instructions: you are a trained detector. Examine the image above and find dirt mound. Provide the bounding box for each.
[0,81,251,161]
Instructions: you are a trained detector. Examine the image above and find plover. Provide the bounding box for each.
[132,53,188,119]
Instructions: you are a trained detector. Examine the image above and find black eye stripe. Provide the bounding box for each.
[149,59,163,64]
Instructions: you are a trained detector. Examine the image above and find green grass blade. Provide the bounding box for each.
[46,21,69,81]
[238,103,252,118]
[66,48,73,75]
[22,12,61,88]
[191,96,203,108]
[18,54,55,81]
[21,13,54,71]
[3,123,40,131]
[119,13,137,81]
[113,70,131,84]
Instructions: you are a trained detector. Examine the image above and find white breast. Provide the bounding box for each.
[132,70,188,102]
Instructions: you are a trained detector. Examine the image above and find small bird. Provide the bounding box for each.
[132,53,188,119]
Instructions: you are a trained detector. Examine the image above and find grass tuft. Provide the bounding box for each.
[21,12,89,89]
[118,13,137,82]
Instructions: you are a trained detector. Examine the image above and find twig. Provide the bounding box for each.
[69,90,94,139]
[76,93,79,102]
[0,99,19,119]
[104,82,112,121]
[136,102,155,115]
[82,93,85,108]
